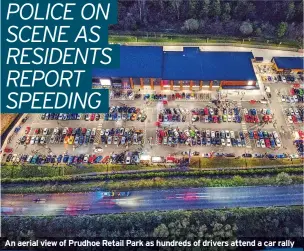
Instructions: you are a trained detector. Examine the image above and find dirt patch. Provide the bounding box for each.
[0,114,18,136]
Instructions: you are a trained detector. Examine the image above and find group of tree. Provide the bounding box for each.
[113,0,303,41]
[2,207,303,243]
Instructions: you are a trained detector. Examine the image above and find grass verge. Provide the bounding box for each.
[190,157,302,168]
[2,174,303,194]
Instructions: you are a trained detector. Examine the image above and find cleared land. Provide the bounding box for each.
[0,114,18,136]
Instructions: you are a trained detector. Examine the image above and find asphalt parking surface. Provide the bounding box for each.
[5,91,299,161]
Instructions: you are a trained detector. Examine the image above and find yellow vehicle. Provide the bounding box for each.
[64,136,69,144]
[131,113,137,121]
[68,136,74,145]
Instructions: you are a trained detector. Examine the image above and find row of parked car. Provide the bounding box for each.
[284,106,303,124]
[100,128,144,146]
[243,108,272,124]
[248,130,281,148]
[5,151,141,165]
[191,107,242,123]
[158,108,188,122]
[144,92,211,101]
[261,74,302,83]
[40,113,102,121]
[157,128,247,147]
[104,106,147,122]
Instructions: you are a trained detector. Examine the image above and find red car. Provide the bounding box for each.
[67,128,73,135]
[253,131,259,140]
[213,116,218,123]
[292,115,298,124]
[254,116,259,123]
[34,128,40,134]
[102,156,110,164]
[158,114,163,122]
[290,88,295,95]
[158,137,163,144]
[90,113,95,121]
[204,108,209,115]
[264,138,271,148]
[25,127,31,134]
[88,155,96,164]
[298,130,304,139]
[82,128,87,135]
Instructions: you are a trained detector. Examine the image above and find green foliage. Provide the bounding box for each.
[239,21,253,35]
[2,174,303,194]
[276,172,293,185]
[277,22,288,38]
[182,19,200,31]
[2,207,303,238]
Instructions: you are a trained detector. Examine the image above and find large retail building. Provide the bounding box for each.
[92,46,259,90]
[271,57,304,74]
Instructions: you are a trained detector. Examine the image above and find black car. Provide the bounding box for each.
[242,153,252,158]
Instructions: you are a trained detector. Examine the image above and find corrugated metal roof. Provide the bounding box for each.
[273,57,304,70]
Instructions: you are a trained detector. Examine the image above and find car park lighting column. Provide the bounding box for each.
[129,78,134,89]
[170,80,173,90]
[209,81,213,90]
[140,78,144,88]
[199,80,203,90]
[190,80,193,91]
[179,81,183,91]
[150,78,154,90]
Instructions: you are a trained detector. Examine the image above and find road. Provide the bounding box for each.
[2,185,303,216]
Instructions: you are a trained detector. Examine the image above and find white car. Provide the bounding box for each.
[282,76,286,83]
[186,138,192,146]
[256,140,261,148]
[58,113,63,120]
[289,108,294,115]
[26,155,33,162]
[281,95,286,102]
[105,129,110,136]
[294,109,299,116]
[275,139,281,147]
[230,131,235,139]
[119,128,124,136]
[53,127,59,135]
[41,136,46,144]
[273,131,279,139]
[226,139,231,147]
[287,116,293,124]
[209,108,214,115]
[206,138,211,146]
[206,130,211,138]
[91,128,96,136]
[43,128,49,135]
[225,130,230,139]
[114,136,119,145]
[211,131,215,138]
[260,139,266,148]
[289,96,295,103]
[30,137,35,145]
[243,108,248,115]
[163,137,168,145]
[62,127,68,135]
[227,115,232,122]
[221,138,225,146]
[261,108,267,114]
[125,156,131,164]
[204,116,209,123]
[173,129,179,137]
[184,130,190,137]
[83,154,89,163]
[293,95,298,102]
[107,136,112,145]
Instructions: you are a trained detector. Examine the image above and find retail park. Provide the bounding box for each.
[2,46,304,166]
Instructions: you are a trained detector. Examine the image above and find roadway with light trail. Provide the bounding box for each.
[2,185,303,216]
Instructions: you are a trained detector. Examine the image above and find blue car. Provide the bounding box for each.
[79,135,84,145]
[258,131,263,139]
[94,156,103,163]
[63,155,69,163]
[267,154,276,159]
[57,155,63,163]
[277,153,287,159]
[270,138,275,148]
[250,109,257,116]
[202,137,206,145]
[104,113,109,121]
[68,156,74,164]
[239,132,244,140]
[249,131,254,139]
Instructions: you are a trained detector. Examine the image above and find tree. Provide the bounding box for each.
[210,0,221,17]
[170,0,183,20]
[277,22,288,38]
[182,18,200,32]
[239,21,253,35]
[221,3,231,21]
[199,0,210,18]
[276,172,292,185]
[255,27,262,36]
[285,1,295,21]
[153,224,169,237]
